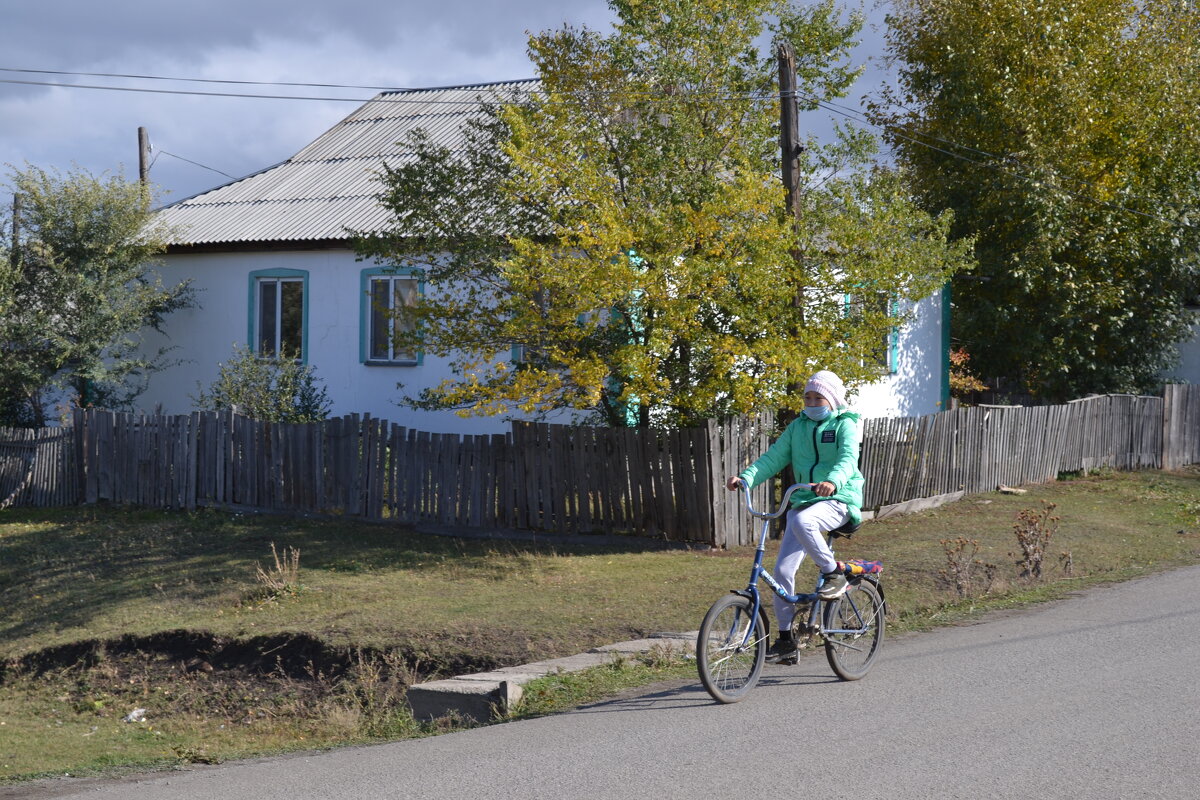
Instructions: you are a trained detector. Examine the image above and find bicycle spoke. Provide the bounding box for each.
[823,581,885,681]
[697,594,767,702]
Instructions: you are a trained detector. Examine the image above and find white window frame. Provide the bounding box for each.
[361,268,423,366]
[248,269,308,362]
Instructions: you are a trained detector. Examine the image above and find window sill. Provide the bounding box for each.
[363,359,420,367]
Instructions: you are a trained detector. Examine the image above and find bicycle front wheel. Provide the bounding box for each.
[696,593,767,703]
[823,579,885,681]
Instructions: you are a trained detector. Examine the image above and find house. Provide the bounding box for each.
[136,81,952,431]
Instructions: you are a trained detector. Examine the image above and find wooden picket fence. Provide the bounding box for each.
[64,409,774,545]
[1,386,1198,546]
[0,425,79,508]
[859,393,1169,507]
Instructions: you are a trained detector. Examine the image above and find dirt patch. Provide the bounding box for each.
[0,625,581,782]
[0,626,549,688]
[0,625,565,740]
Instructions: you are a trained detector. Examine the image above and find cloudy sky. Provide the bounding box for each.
[0,0,890,205]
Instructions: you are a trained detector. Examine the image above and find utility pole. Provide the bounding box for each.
[778,42,804,238]
[777,41,806,432]
[138,127,151,185]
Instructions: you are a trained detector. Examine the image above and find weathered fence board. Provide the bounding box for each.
[1163,384,1200,470]
[2,427,77,508]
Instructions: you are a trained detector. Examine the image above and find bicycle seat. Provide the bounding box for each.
[829,519,861,538]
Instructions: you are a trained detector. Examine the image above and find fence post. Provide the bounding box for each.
[1162,384,1176,471]
[705,419,724,548]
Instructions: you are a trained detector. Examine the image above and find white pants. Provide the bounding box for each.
[773,500,849,632]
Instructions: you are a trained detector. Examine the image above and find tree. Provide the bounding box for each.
[192,344,332,423]
[361,0,972,428]
[877,0,1200,401]
[0,165,193,426]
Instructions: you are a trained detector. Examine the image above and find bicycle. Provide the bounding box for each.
[696,481,886,703]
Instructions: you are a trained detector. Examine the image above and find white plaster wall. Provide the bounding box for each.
[137,249,534,435]
[138,249,948,430]
[846,290,946,419]
[1165,319,1200,385]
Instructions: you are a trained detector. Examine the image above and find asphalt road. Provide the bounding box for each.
[15,564,1200,800]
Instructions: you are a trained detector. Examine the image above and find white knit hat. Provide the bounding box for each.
[805,370,846,408]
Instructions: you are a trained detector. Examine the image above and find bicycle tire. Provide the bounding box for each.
[696,593,767,703]
[823,579,885,681]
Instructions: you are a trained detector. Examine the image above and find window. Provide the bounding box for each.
[361,268,422,365]
[510,289,551,365]
[846,292,898,374]
[249,269,309,361]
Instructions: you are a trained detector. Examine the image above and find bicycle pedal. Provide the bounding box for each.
[777,655,799,666]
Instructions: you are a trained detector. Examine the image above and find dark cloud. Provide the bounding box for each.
[0,0,615,198]
[0,0,613,71]
[0,0,886,201]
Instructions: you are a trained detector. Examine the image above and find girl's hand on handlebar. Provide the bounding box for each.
[726,476,744,491]
[814,481,835,497]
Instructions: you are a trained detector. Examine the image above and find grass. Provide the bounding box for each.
[2,466,1198,783]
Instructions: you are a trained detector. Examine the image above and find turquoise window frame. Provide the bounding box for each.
[940,282,952,408]
[248,268,310,364]
[887,297,899,375]
[360,266,425,366]
[843,292,899,375]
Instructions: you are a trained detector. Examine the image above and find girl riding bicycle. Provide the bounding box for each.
[726,369,865,664]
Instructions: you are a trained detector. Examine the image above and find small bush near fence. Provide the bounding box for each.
[1,386,1197,547]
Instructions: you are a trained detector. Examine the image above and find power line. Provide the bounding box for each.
[0,76,551,104]
[1,77,412,103]
[157,151,235,179]
[0,69,777,105]
[0,66,410,92]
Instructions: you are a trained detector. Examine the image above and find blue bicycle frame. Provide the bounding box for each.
[733,481,840,648]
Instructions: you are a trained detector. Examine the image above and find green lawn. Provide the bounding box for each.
[2,467,1198,782]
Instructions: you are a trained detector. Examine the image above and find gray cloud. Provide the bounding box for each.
[1,0,886,203]
[0,0,616,199]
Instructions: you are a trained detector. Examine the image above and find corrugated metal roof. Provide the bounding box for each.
[158,80,538,247]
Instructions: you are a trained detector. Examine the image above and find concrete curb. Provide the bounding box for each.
[406,631,697,722]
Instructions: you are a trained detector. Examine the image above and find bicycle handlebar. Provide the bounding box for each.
[732,480,815,519]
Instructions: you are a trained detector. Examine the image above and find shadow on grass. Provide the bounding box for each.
[0,505,694,654]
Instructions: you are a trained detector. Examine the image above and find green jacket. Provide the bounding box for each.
[738,410,865,525]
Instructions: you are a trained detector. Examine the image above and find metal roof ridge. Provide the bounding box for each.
[377,77,538,96]
[176,194,381,206]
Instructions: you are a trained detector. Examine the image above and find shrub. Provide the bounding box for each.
[939,536,996,597]
[193,344,331,422]
[1012,501,1060,579]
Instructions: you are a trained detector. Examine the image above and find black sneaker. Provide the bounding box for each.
[817,571,848,600]
[766,631,798,665]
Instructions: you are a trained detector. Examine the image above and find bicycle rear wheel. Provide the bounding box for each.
[823,579,885,681]
[696,593,767,703]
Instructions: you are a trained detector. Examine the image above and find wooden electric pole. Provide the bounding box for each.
[138,127,151,185]
[778,42,804,235]
[777,41,806,432]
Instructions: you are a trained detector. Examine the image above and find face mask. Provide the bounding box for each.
[803,405,832,422]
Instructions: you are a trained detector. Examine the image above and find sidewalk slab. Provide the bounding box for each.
[406,678,523,723]
[592,632,696,655]
[405,632,696,722]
